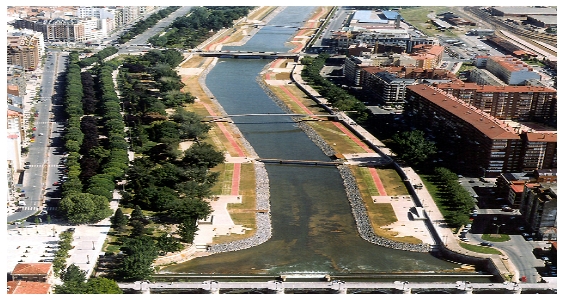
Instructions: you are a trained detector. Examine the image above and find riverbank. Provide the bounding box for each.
[160,6,427,269]
[156,7,287,267]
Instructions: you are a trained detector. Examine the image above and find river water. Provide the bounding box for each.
[165,6,463,277]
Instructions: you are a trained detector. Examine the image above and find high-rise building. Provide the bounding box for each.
[405,84,557,177]
[434,83,556,123]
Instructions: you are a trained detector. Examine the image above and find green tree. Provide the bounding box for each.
[177,218,198,243]
[110,208,128,231]
[130,205,149,224]
[54,264,87,293]
[392,130,437,166]
[84,277,123,294]
[156,233,184,254]
[59,193,113,224]
[117,236,159,281]
[181,143,225,169]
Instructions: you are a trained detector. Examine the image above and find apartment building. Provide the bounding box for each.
[520,184,557,241]
[361,68,415,105]
[434,83,556,123]
[6,31,44,71]
[484,56,541,85]
[469,68,507,86]
[520,132,557,172]
[407,44,444,70]
[45,18,85,42]
[356,65,457,105]
[405,84,524,177]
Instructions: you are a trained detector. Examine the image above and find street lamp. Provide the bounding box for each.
[493,223,505,234]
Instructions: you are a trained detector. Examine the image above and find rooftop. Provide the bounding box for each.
[407,85,520,140]
[7,281,51,294]
[492,6,557,16]
[11,263,53,275]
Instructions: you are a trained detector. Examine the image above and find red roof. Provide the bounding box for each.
[12,263,53,275]
[407,85,520,140]
[7,281,51,294]
[510,184,525,193]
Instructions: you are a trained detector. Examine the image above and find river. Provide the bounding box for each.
[164,6,468,278]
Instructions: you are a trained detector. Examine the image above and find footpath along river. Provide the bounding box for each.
[163,6,473,278]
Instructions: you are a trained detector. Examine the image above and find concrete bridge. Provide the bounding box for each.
[120,280,554,294]
[256,158,344,166]
[203,113,337,122]
[195,51,300,61]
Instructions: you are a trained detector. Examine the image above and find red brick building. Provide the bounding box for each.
[405,84,557,177]
[11,263,54,283]
[7,281,52,294]
[434,83,556,123]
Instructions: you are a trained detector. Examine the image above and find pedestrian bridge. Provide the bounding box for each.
[204,113,337,122]
[120,280,553,294]
[195,51,300,61]
[256,158,344,166]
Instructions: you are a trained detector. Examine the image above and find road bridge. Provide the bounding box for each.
[120,280,554,294]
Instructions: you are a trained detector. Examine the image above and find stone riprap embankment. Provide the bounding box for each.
[259,66,430,253]
[197,56,272,254]
[207,162,271,253]
[338,165,431,253]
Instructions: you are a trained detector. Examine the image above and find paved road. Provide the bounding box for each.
[7,51,68,224]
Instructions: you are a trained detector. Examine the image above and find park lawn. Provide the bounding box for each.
[209,163,233,195]
[268,82,368,154]
[213,164,258,244]
[350,165,421,244]
[459,242,504,255]
[482,233,511,242]
[351,166,380,197]
[309,121,368,154]
[268,84,327,115]
[399,6,455,37]
[376,168,409,196]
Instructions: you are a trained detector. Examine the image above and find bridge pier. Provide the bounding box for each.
[269,280,285,294]
[140,282,150,294]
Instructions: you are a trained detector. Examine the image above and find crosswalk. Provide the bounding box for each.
[16,206,58,211]
[34,121,65,125]
[25,164,65,168]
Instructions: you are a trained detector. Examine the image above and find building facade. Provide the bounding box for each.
[434,83,556,123]
[6,31,44,70]
[520,184,557,241]
[405,84,526,177]
[484,56,541,85]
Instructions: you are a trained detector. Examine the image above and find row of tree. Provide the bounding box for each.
[59,53,131,224]
[148,6,252,48]
[300,53,370,124]
[431,167,475,228]
[300,50,475,230]
[87,49,226,281]
[117,6,181,44]
[77,46,119,68]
